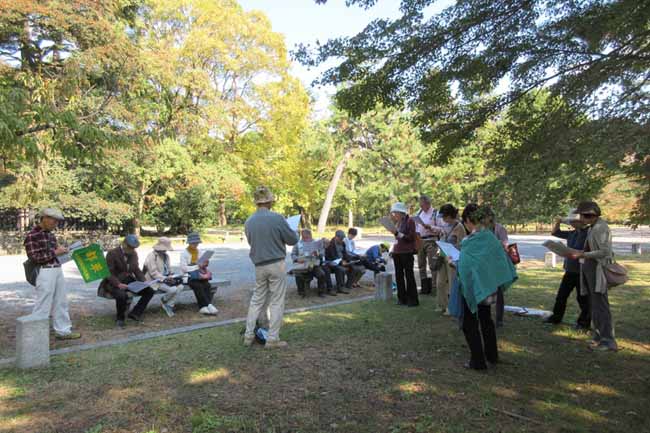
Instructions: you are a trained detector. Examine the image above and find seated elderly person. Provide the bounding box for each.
[325,230,363,293]
[291,229,330,297]
[98,235,155,328]
[361,243,389,274]
[144,237,183,318]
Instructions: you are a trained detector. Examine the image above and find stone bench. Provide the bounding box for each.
[99,278,231,304]
[16,314,50,369]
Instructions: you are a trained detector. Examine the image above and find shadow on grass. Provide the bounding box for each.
[1,258,650,433]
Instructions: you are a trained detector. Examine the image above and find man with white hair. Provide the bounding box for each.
[414,195,444,295]
[24,208,81,340]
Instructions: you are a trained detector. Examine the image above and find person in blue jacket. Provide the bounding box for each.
[361,243,389,274]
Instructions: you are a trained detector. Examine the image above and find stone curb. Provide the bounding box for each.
[0,295,375,368]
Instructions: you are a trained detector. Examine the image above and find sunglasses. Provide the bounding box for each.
[580,213,597,218]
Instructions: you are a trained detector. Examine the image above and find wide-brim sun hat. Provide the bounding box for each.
[186,232,202,244]
[390,202,408,214]
[153,237,174,251]
[254,186,275,204]
[39,208,65,220]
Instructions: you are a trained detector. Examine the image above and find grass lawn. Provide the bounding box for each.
[1,257,649,433]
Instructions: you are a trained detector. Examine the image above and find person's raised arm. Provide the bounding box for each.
[551,218,569,239]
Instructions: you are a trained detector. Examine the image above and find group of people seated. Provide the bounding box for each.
[290,228,389,297]
[97,232,219,328]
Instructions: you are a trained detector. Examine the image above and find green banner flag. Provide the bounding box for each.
[72,244,110,283]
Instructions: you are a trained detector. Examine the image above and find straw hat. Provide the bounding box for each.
[390,202,408,214]
[254,186,275,204]
[152,237,173,252]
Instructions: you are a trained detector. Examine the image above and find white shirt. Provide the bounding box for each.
[344,237,356,254]
[415,207,440,237]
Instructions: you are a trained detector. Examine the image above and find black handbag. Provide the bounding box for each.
[23,259,40,286]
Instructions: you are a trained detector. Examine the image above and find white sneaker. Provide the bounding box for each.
[199,306,212,315]
[161,299,175,317]
[207,304,219,315]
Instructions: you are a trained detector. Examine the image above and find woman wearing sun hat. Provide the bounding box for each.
[568,201,617,352]
[180,232,218,315]
[144,237,183,317]
[389,202,419,307]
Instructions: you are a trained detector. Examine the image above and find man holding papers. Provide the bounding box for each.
[24,208,81,340]
[98,235,154,328]
[414,195,444,295]
[243,186,299,349]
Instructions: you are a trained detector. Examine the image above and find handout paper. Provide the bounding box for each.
[197,250,214,266]
[379,216,396,233]
[286,214,301,232]
[436,241,460,262]
[127,280,157,294]
[59,241,84,265]
[542,240,580,258]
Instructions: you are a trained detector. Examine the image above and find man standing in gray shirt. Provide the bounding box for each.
[243,186,299,348]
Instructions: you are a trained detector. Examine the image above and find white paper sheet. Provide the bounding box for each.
[58,241,84,265]
[379,216,396,233]
[436,241,460,262]
[286,214,301,232]
[504,305,552,318]
[127,280,157,293]
[542,240,580,258]
[197,250,214,266]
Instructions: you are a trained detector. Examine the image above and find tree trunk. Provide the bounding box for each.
[317,150,352,234]
[218,199,227,226]
[133,182,146,236]
[348,207,353,228]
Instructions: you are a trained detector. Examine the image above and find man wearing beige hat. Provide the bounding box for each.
[144,237,182,317]
[243,186,299,348]
[24,208,81,340]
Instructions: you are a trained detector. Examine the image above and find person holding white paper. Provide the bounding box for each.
[389,202,419,307]
[144,237,183,318]
[435,204,467,314]
[98,235,154,327]
[180,232,218,315]
[414,195,444,295]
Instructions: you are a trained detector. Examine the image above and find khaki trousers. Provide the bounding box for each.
[417,239,439,285]
[245,260,287,342]
[436,262,456,310]
[32,267,73,336]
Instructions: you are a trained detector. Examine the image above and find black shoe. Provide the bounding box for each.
[463,361,487,371]
[116,320,125,328]
[128,313,143,323]
[574,323,590,332]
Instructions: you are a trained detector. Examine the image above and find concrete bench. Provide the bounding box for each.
[99,279,231,304]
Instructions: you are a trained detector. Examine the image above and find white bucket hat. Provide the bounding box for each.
[390,202,408,214]
[152,237,174,251]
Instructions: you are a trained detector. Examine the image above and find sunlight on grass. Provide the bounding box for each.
[321,312,357,320]
[188,367,232,385]
[395,381,432,395]
[0,415,32,432]
[534,400,607,424]
[498,340,533,355]
[566,382,620,397]
[491,386,519,399]
[107,386,145,400]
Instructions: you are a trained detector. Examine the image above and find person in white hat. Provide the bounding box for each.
[144,237,183,317]
[23,208,81,340]
[389,202,419,307]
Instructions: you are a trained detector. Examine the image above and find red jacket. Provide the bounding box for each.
[393,216,417,254]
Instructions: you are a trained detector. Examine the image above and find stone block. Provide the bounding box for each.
[16,314,50,369]
[544,252,558,268]
[632,243,643,255]
[375,272,393,301]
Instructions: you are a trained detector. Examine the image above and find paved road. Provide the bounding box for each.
[1,229,647,316]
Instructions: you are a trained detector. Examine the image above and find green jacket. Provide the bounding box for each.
[458,229,518,314]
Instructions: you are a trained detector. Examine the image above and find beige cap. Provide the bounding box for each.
[254,186,275,204]
[39,208,64,220]
[152,237,173,251]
